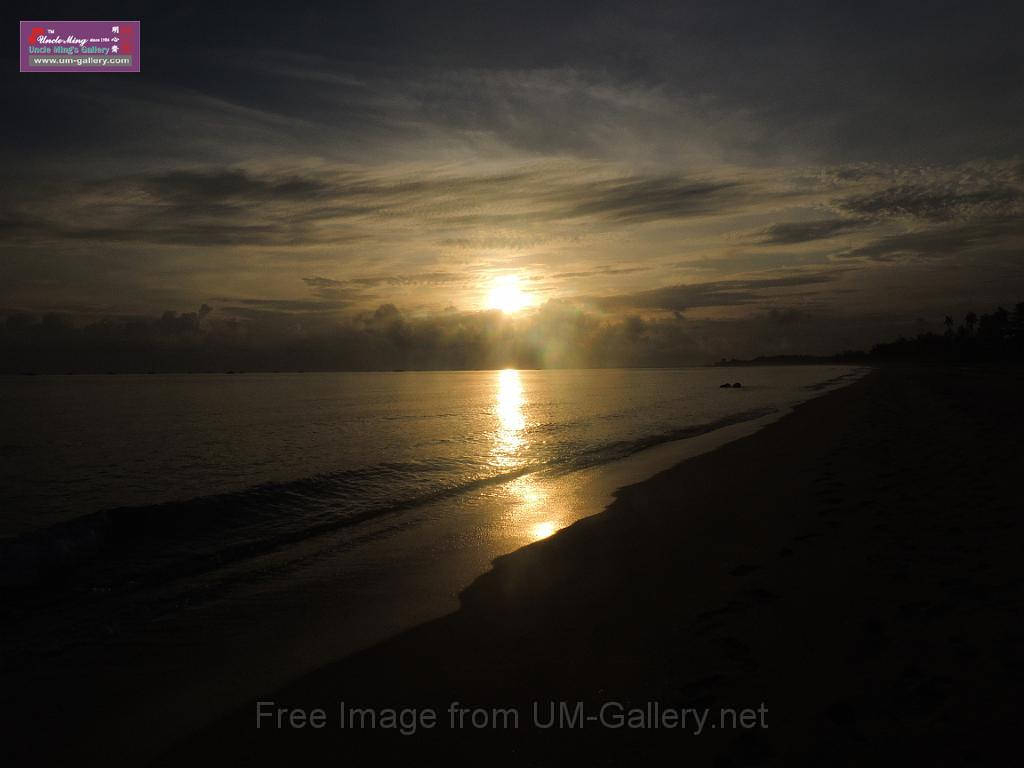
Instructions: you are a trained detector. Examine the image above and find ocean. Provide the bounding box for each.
[1,365,863,755]
[1,366,859,585]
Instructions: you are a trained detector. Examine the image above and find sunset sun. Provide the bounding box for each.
[486,275,532,314]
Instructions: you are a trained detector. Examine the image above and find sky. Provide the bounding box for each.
[3,0,1024,370]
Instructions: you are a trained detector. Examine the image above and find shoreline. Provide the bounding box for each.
[159,365,1024,765]
[0,365,860,543]
[2,368,861,766]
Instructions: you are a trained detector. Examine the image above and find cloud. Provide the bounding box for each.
[0,299,790,372]
[550,266,651,279]
[766,307,814,325]
[837,184,1024,222]
[144,169,338,205]
[222,298,352,312]
[338,272,466,287]
[0,301,678,371]
[300,272,467,304]
[587,273,840,312]
[0,164,754,255]
[553,177,742,223]
[4,288,950,374]
[302,276,345,289]
[836,219,1024,262]
[758,218,868,245]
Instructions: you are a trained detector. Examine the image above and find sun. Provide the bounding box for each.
[486,275,532,314]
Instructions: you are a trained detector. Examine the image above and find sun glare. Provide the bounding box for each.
[486,275,531,314]
[531,521,558,541]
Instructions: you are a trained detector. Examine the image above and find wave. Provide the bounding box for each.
[803,367,869,391]
[0,406,778,589]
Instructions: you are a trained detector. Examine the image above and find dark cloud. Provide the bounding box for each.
[0,299,811,373]
[0,169,374,248]
[221,298,352,313]
[301,273,465,303]
[302,276,345,289]
[341,272,466,287]
[4,2,1024,173]
[3,1,1024,361]
[143,170,337,205]
[837,184,1024,222]
[49,222,327,248]
[766,307,815,325]
[837,219,1024,261]
[4,288,945,373]
[1,166,751,252]
[551,266,651,279]
[0,301,669,372]
[758,218,868,245]
[555,178,742,223]
[588,273,839,312]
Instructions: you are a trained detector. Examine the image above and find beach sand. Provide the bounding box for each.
[157,365,1024,765]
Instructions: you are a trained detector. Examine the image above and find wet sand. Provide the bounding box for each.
[3,371,860,767]
[159,366,1024,765]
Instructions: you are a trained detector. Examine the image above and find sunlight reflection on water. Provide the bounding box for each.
[530,520,558,540]
[494,368,526,465]
[501,474,564,542]
[492,371,566,542]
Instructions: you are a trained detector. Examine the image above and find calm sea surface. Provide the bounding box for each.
[1,367,856,541]
[2,365,863,751]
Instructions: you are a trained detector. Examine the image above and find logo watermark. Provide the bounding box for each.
[256,700,768,736]
[20,21,140,73]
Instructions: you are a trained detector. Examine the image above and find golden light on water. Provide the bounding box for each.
[486,275,532,314]
[492,371,564,542]
[494,368,526,463]
[505,477,562,542]
[531,521,558,540]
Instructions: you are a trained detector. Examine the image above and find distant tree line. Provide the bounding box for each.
[717,301,1024,366]
[868,302,1024,363]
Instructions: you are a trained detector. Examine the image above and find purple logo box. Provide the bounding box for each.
[21,20,140,73]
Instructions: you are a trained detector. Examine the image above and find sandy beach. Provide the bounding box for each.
[0,368,855,766]
[154,365,1023,765]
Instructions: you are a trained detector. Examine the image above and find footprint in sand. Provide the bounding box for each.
[729,563,763,577]
[710,636,759,673]
[743,587,778,604]
[711,635,751,659]
[677,673,729,697]
[697,601,745,620]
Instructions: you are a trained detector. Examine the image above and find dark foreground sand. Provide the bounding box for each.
[4,366,1017,766]
[154,366,1024,766]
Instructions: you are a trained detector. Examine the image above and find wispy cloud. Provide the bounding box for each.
[586,273,840,312]
[757,218,869,245]
[1,165,753,251]
[551,266,652,279]
[836,219,1024,262]
[4,3,1024,363]
[837,184,1024,222]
